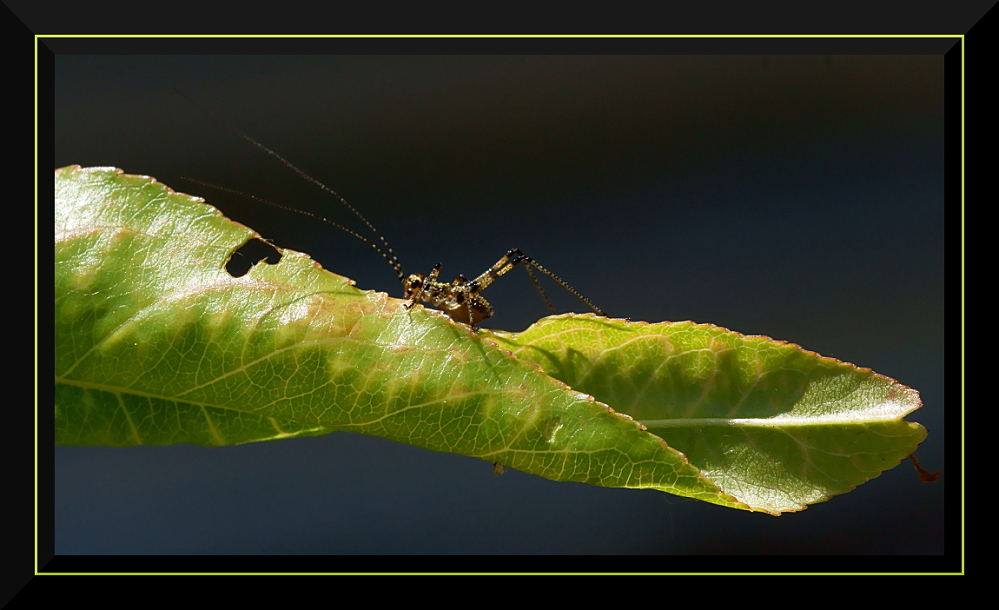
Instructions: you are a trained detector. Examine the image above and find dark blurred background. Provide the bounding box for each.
[53,49,947,557]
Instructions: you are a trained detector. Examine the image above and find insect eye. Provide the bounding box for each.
[404,274,424,294]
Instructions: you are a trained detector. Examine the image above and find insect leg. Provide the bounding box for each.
[516,253,606,317]
[522,263,556,315]
[405,263,442,310]
[467,249,606,317]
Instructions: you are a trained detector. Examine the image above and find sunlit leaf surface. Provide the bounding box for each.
[486,318,926,513]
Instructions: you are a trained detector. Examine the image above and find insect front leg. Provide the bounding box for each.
[402,263,442,310]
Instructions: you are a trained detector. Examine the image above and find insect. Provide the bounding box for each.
[179,93,607,328]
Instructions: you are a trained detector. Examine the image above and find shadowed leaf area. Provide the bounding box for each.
[54,166,927,514]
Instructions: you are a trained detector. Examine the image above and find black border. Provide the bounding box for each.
[8,0,998,36]
[39,36,957,56]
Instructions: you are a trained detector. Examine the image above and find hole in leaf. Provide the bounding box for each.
[226,238,283,278]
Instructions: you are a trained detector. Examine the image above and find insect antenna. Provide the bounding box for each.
[180,177,405,281]
[174,88,608,327]
[173,88,406,282]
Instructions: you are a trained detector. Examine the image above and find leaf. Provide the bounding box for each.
[486,319,927,513]
[54,166,927,514]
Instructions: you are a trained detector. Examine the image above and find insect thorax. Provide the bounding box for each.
[403,272,494,326]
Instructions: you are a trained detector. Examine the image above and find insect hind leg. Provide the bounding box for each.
[470,248,606,318]
[521,262,556,315]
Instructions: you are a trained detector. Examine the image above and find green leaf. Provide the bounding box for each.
[54,166,927,514]
[487,319,927,513]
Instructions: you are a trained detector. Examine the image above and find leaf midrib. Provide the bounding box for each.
[639,413,913,427]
